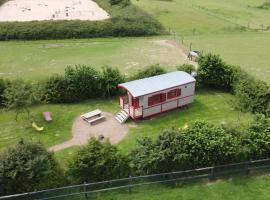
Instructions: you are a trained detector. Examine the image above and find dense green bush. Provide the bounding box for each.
[100,66,125,97]
[176,64,195,74]
[0,140,64,195]
[197,53,270,115]
[197,54,238,91]
[68,139,130,184]
[233,75,270,115]
[0,0,164,40]
[131,121,239,174]
[0,78,9,106]
[43,75,71,103]
[43,65,124,103]
[129,64,167,80]
[65,65,101,101]
[241,115,270,159]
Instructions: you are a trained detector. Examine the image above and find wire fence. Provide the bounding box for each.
[2,158,270,200]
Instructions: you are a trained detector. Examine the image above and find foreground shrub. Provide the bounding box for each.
[131,121,238,174]
[233,75,270,115]
[176,64,195,74]
[197,54,237,91]
[0,140,64,195]
[242,115,270,159]
[129,64,166,80]
[68,139,130,184]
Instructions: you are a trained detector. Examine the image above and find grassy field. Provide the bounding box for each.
[0,98,118,150]
[184,32,270,83]
[0,37,185,80]
[132,0,270,83]
[90,173,270,200]
[0,90,252,156]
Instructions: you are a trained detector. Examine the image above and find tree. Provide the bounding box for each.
[233,76,270,115]
[197,54,237,91]
[129,64,166,80]
[176,64,195,74]
[3,80,37,121]
[0,140,64,195]
[68,139,130,184]
[100,66,125,97]
[242,115,270,159]
[65,65,101,101]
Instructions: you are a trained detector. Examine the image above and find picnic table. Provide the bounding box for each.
[81,109,105,125]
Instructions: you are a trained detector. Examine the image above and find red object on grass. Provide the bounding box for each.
[43,112,52,122]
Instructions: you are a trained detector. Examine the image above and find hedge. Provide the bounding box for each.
[0,0,165,40]
[197,54,270,116]
[131,115,270,175]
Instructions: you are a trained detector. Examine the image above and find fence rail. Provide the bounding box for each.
[2,158,270,200]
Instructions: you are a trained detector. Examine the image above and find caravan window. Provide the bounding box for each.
[167,88,181,99]
[148,93,166,106]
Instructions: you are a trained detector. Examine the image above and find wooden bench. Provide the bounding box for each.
[81,109,105,125]
[87,115,105,125]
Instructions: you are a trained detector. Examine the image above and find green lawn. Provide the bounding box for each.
[0,98,118,150]
[132,0,270,83]
[0,90,253,160]
[0,37,185,80]
[184,32,270,83]
[90,173,270,200]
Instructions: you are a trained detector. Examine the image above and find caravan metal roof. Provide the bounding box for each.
[118,71,196,97]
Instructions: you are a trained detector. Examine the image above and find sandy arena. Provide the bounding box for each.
[0,0,110,22]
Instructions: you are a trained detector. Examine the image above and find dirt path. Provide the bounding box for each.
[48,112,128,152]
[155,39,199,69]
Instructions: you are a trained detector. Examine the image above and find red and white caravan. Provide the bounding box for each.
[115,71,196,123]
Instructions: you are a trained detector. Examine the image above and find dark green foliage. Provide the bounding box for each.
[176,64,195,74]
[0,0,164,40]
[65,65,101,101]
[242,115,270,159]
[233,75,270,115]
[197,54,237,91]
[109,0,130,6]
[43,65,124,103]
[131,121,238,174]
[0,140,64,195]
[197,53,270,115]
[129,65,167,80]
[43,75,71,103]
[3,79,39,120]
[100,66,125,97]
[0,78,9,106]
[68,139,130,184]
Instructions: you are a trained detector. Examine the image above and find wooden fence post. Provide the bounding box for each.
[209,166,215,181]
[128,176,132,193]
[84,182,88,199]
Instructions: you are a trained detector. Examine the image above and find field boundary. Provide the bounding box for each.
[2,158,270,199]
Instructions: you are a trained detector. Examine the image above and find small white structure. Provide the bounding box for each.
[115,71,196,123]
